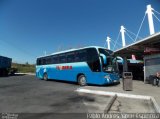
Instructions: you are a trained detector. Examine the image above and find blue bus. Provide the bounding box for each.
[36,46,120,85]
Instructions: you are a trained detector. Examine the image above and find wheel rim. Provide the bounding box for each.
[80,76,86,85]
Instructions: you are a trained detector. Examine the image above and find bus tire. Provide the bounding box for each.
[43,73,48,81]
[78,75,87,86]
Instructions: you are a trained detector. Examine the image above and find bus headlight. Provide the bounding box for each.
[104,75,110,80]
[104,75,111,82]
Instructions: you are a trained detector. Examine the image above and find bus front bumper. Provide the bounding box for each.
[104,75,120,84]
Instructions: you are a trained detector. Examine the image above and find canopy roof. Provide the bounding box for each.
[114,32,160,60]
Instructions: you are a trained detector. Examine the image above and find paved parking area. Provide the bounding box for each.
[0,75,86,113]
[0,75,159,119]
[0,75,112,119]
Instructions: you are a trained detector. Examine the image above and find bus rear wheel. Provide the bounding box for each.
[43,73,48,81]
[78,75,87,86]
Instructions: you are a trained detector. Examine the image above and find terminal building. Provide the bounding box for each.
[114,32,160,83]
[106,5,160,83]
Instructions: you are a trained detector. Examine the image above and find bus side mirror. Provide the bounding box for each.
[116,56,123,64]
[100,54,107,65]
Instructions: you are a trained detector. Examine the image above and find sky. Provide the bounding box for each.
[0,0,160,64]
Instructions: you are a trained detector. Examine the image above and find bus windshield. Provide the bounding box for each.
[99,48,118,73]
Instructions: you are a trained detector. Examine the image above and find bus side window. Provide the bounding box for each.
[46,57,51,64]
[37,59,40,65]
[66,52,75,63]
[39,59,42,65]
[75,51,80,62]
[42,59,46,65]
[78,50,87,62]
[53,55,59,64]
[59,54,66,63]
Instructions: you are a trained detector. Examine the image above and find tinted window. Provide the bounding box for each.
[75,50,87,62]
[79,50,87,61]
[37,48,101,67]
[87,48,101,72]
[37,58,42,65]
[42,58,46,65]
[52,55,59,64]
[66,52,75,63]
[46,57,52,64]
[75,51,80,62]
[59,54,66,63]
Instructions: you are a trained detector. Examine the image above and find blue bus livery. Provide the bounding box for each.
[36,46,120,85]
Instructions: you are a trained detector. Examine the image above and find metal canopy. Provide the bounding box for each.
[114,32,160,60]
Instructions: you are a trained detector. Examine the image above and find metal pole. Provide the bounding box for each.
[120,26,126,47]
[146,4,155,35]
[106,36,111,50]
[123,57,128,72]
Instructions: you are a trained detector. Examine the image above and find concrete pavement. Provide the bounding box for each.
[78,79,160,113]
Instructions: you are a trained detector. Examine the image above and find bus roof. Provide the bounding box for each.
[37,46,109,59]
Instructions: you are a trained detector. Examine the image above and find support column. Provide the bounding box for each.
[106,37,111,50]
[120,26,126,47]
[146,4,155,35]
[144,65,146,83]
[123,57,128,72]
[143,57,146,83]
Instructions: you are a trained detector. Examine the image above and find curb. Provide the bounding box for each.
[76,88,151,99]
[76,88,160,113]
[15,73,35,76]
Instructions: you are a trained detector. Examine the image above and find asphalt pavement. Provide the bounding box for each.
[0,75,108,119]
[0,75,157,119]
[0,75,87,113]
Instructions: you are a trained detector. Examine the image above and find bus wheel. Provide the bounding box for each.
[43,73,48,81]
[78,75,87,86]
